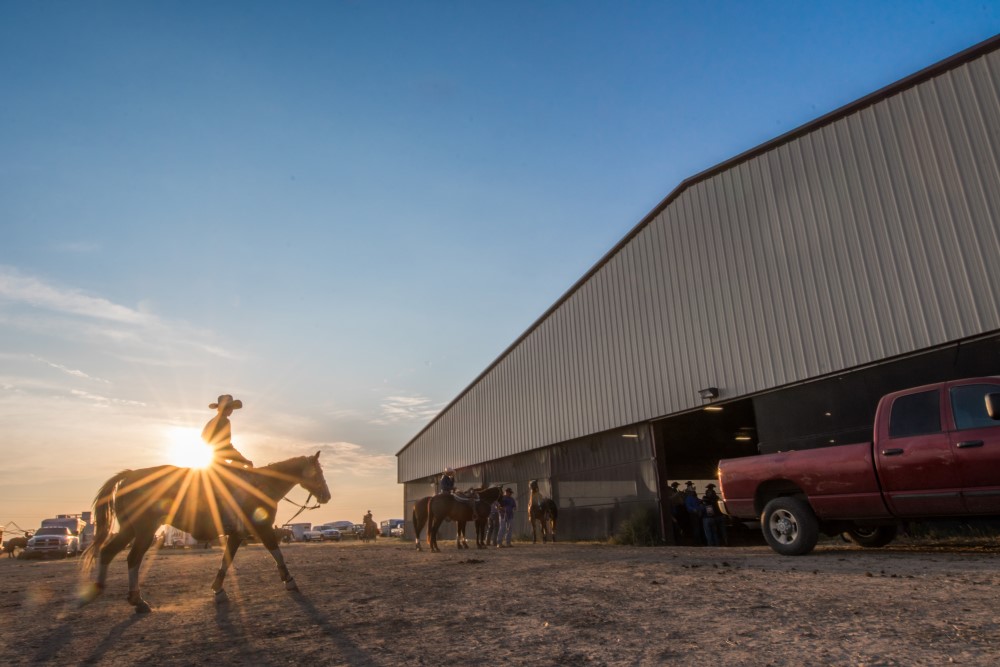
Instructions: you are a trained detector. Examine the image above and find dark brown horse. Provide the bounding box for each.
[3,535,28,558]
[81,452,331,614]
[362,518,378,542]
[425,486,504,552]
[528,479,558,543]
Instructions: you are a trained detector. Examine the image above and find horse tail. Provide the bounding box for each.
[412,497,426,540]
[82,470,129,572]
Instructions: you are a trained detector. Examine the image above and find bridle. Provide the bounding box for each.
[280,460,325,524]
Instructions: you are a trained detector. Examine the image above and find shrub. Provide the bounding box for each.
[613,507,659,546]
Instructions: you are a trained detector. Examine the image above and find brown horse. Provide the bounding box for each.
[362,518,378,542]
[3,535,28,558]
[81,452,331,614]
[528,479,558,543]
[425,486,504,552]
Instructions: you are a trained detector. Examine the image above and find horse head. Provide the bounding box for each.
[529,479,539,492]
[298,451,332,504]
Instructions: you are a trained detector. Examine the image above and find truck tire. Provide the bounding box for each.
[843,525,897,548]
[761,497,819,556]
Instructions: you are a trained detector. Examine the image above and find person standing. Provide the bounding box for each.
[497,487,517,548]
[702,484,727,547]
[684,485,704,545]
[486,499,500,546]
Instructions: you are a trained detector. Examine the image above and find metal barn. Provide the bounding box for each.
[398,36,1000,543]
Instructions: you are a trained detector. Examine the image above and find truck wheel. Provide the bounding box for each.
[761,497,819,556]
[843,525,897,548]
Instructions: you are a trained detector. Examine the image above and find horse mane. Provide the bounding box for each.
[262,455,310,472]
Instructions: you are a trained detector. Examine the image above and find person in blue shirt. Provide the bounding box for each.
[684,485,704,545]
[439,467,456,495]
[497,487,517,547]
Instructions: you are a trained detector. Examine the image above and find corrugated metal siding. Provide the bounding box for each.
[399,44,1000,484]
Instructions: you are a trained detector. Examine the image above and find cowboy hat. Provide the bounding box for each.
[209,394,243,410]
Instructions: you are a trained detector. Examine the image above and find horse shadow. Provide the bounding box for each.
[211,588,375,666]
[285,590,377,666]
[22,592,148,664]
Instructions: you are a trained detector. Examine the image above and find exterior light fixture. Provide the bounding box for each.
[622,433,638,439]
[704,405,724,412]
[735,435,752,441]
[698,387,719,400]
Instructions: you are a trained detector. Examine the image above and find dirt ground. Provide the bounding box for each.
[2,535,999,666]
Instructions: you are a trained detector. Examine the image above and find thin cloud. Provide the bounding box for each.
[0,266,239,362]
[319,441,396,476]
[371,394,443,425]
[0,265,152,325]
[30,354,110,384]
[53,241,101,254]
[69,389,147,407]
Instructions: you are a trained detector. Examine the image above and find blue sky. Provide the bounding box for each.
[1,2,997,531]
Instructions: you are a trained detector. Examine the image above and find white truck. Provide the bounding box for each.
[24,515,88,559]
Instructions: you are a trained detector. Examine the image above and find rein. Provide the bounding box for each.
[282,493,320,525]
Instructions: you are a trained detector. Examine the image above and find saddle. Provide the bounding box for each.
[452,489,480,506]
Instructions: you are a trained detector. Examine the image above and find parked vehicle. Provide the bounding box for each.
[281,523,312,542]
[23,526,79,558]
[302,528,325,542]
[327,520,355,538]
[381,519,404,537]
[718,378,1000,555]
[319,527,341,541]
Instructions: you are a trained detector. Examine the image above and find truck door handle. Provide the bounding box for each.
[957,440,984,449]
[881,448,904,456]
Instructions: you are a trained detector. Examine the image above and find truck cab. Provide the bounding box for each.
[718,377,1000,555]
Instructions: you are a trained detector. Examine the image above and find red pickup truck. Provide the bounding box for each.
[718,377,1000,555]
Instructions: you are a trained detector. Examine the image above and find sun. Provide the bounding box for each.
[164,427,213,469]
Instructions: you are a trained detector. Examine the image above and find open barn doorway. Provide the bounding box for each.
[653,398,759,543]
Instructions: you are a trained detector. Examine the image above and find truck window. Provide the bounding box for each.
[889,390,941,437]
[950,384,1000,430]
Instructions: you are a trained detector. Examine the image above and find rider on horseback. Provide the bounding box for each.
[202,394,254,467]
[439,467,456,495]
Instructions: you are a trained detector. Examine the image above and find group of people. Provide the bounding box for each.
[668,480,728,546]
[438,468,517,547]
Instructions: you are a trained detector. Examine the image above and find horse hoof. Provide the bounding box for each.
[285,577,298,591]
[134,600,152,614]
[215,590,229,605]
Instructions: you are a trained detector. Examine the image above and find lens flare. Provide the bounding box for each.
[164,427,213,469]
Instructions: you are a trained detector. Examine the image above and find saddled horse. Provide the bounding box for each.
[81,452,331,614]
[423,486,504,552]
[528,479,558,543]
[362,518,378,542]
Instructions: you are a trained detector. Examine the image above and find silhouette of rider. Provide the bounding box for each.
[439,467,456,495]
[202,394,254,467]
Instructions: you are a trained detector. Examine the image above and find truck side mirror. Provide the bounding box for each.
[986,393,1000,420]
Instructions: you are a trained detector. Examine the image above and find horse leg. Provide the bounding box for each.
[80,526,135,606]
[428,513,442,553]
[456,521,465,549]
[413,503,425,551]
[125,526,157,614]
[260,527,298,592]
[211,533,243,604]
